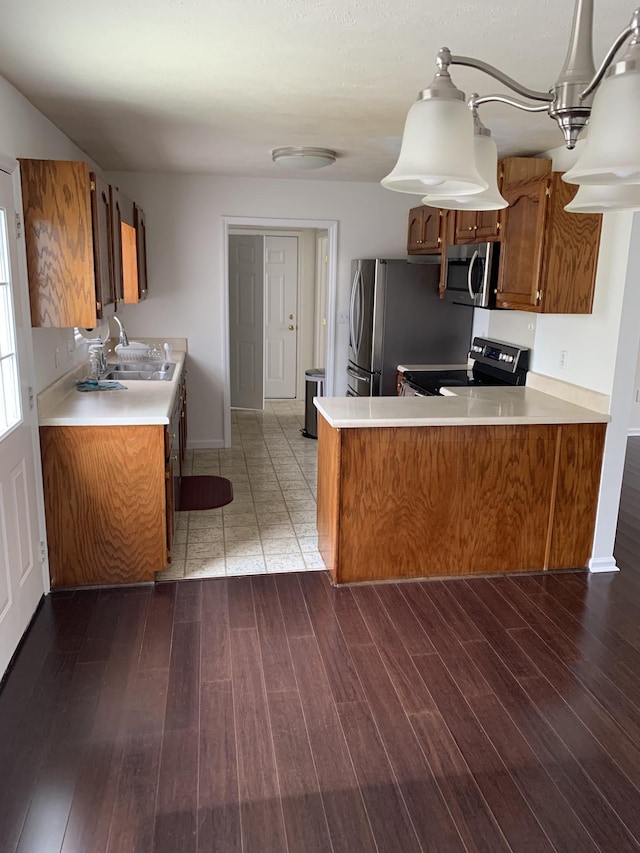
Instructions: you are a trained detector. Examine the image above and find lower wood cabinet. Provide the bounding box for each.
[317,416,606,584]
[40,375,188,588]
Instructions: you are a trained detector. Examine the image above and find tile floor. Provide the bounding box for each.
[157,400,325,581]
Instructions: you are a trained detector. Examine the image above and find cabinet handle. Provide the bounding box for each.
[171,454,178,462]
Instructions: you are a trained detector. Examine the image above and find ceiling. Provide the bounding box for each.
[0,1,633,182]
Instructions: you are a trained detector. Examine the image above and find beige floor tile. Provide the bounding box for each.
[174,528,188,545]
[186,541,225,560]
[188,527,225,544]
[297,535,318,552]
[289,511,317,524]
[286,499,317,511]
[224,539,263,557]
[226,555,267,575]
[259,522,296,539]
[302,551,326,569]
[224,525,261,541]
[184,557,227,577]
[223,512,259,528]
[261,538,301,555]
[188,513,224,530]
[293,522,318,537]
[156,561,185,581]
[265,554,306,572]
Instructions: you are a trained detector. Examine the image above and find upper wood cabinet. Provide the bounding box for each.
[407,206,444,253]
[19,160,119,327]
[453,207,500,244]
[497,168,602,313]
[112,188,147,305]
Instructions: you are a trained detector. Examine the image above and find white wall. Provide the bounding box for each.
[0,75,100,393]
[106,172,414,446]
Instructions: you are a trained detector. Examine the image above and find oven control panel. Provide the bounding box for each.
[469,337,529,374]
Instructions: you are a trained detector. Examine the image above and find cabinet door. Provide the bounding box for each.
[454,210,478,243]
[134,204,148,300]
[407,206,442,254]
[496,177,550,311]
[110,186,124,307]
[90,173,115,318]
[475,208,500,241]
[19,159,97,328]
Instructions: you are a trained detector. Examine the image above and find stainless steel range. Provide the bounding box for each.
[400,337,529,397]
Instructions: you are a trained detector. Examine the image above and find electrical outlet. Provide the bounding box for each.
[559,349,568,370]
[338,311,349,324]
[67,338,75,358]
[54,347,60,368]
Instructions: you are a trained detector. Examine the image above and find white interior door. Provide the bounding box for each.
[0,165,45,678]
[264,236,298,399]
[229,235,264,410]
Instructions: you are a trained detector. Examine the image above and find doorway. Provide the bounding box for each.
[223,218,338,448]
[228,234,299,408]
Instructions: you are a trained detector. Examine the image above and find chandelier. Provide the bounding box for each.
[382,1,640,213]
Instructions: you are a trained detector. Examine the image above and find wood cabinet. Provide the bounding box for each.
[453,207,501,244]
[317,416,606,584]
[407,205,445,253]
[40,370,188,588]
[19,159,148,326]
[497,164,602,313]
[19,160,113,327]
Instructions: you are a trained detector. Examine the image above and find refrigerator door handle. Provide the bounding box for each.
[467,250,479,301]
[347,365,370,382]
[349,268,359,350]
[356,269,365,351]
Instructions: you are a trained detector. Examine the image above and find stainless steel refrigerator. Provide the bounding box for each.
[347,259,474,396]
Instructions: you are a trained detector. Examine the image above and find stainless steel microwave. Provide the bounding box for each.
[442,241,500,308]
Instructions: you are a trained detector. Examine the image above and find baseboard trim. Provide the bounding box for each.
[627,428,640,436]
[587,556,620,573]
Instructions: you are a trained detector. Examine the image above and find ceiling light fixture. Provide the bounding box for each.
[272,147,337,170]
[382,0,640,213]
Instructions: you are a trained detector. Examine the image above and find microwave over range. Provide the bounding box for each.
[442,241,500,309]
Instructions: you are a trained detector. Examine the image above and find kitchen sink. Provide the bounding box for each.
[101,362,176,382]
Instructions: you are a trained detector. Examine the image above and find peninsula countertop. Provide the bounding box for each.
[38,350,186,427]
[314,386,610,428]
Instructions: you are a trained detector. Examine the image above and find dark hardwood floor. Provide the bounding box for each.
[2,440,640,851]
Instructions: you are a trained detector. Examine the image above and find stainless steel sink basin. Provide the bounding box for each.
[101,362,176,382]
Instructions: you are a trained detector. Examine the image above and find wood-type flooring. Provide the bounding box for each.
[2,438,640,851]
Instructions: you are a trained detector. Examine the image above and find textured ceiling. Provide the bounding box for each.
[0,1,633,181]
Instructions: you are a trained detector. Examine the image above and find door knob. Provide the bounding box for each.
[289,314,295,320]
[288,325,295,331]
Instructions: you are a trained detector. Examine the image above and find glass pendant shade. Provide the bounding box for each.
[421,133,507,210]
[564,182,640,212]
[381,97,487,196]
[563,63,640,185]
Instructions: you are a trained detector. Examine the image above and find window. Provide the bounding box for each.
[0,208,20,437]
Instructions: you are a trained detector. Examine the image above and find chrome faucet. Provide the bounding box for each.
[113,314,129,347]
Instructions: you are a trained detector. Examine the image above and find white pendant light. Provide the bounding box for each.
[563,41,640,185]
[421,113,507,210]
[564,182,640,212]
[381,50,487,197]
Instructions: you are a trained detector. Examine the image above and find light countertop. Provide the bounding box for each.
[314,386,609,428]
[38,351,186,427]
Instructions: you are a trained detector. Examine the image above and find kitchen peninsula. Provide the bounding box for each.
[315,388,608,585]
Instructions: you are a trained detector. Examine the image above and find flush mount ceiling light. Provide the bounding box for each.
[382,0,640,213]
[272,147,337,170]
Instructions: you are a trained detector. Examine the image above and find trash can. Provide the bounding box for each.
[301,368,325,439]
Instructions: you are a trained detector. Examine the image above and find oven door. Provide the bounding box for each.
[399,377,436,397]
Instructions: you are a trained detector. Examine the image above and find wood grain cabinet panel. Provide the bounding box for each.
[19,159,98,328]
[496,164,602,314]
[40,425,167,587]
[317,418,605,584]
[407,206,444,254]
